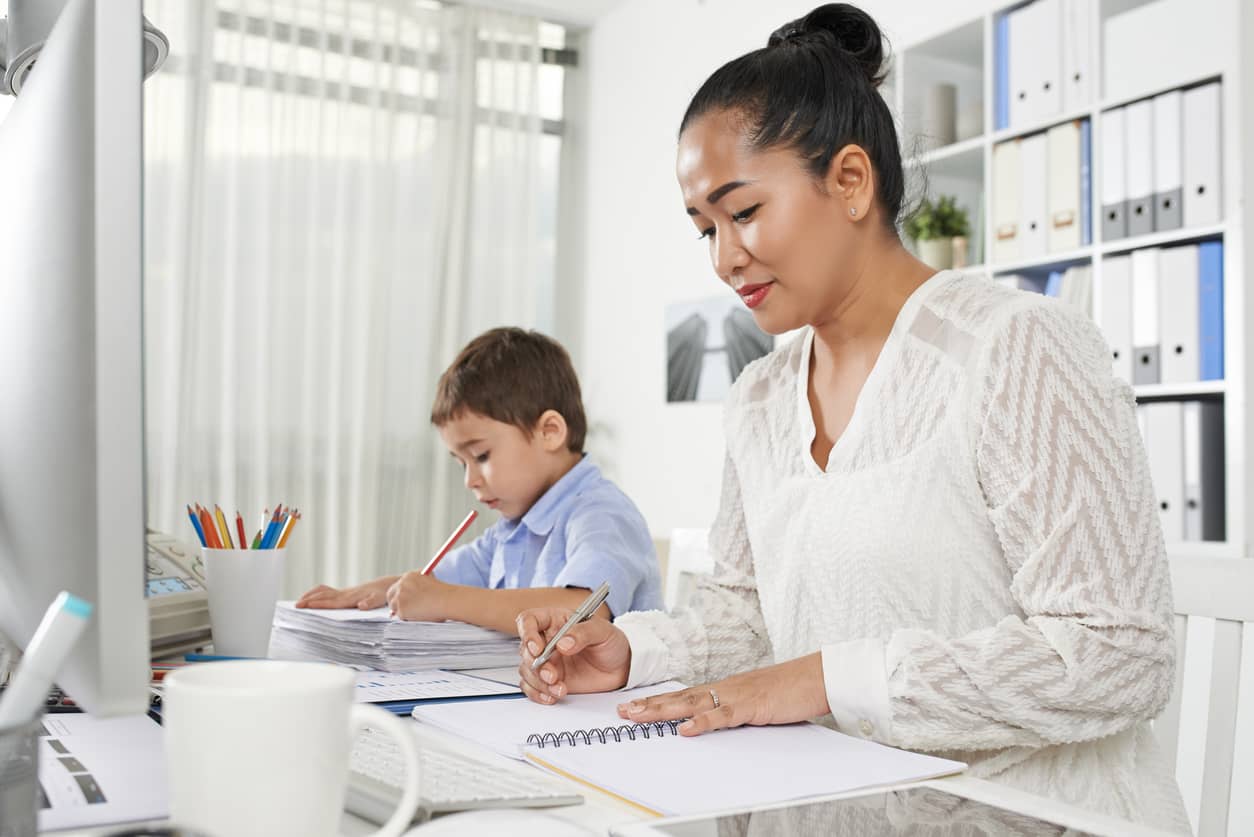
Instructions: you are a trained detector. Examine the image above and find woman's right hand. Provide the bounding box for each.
[295,575,398,610]
[516,607,633,703]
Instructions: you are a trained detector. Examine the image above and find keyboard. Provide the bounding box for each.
[346,726,583,825]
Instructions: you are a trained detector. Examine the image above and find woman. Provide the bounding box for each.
[517,3,1186,829]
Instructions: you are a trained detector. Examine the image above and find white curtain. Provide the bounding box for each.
[142,0,553,595]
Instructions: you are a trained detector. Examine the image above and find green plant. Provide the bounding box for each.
[904,195,970,241]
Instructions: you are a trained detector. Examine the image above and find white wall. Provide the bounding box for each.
[572,0,1000,535]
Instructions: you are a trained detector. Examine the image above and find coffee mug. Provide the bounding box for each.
[163,660,420,837]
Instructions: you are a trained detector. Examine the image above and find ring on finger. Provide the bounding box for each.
[709,688,720,709]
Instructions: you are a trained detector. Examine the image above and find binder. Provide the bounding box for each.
[1144,401,1185,543]
[1079,119,1092,245]
[1124,99,1155,237]
[1032,0,1063,123]
[1182,82,1222,228]
[1047,121,1081,252]
[1182,400,1225,542]
[1019,132,1048,260]
[1101,107,1127,241]
[1158,245,1200,384]
[1044,270,1064,297]
[995,12,1010,131]
[1198,240,1224,380]
[996,274,1046,293]
[1007,2,1034,128]
[992,140,1021,263]
[1131,248,1160,385]
[1060,0,1093,112]
[1098,255,1133,383]
[1151,91,1183,232]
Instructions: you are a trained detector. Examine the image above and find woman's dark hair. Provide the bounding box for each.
[679,4,905,229]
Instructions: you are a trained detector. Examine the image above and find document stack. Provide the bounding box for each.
[270,602,520,671]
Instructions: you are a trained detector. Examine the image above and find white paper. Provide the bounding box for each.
[35,713,167,831]
[270,602,521,672]
[525,722,965,817]
[411,681,687,759]
[352,669,521,702]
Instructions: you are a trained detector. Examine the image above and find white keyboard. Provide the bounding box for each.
[346,726,583,825]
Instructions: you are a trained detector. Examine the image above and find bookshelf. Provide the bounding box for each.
[894,0,1249,561]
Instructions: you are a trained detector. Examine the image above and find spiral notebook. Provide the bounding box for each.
[411,682,965,817]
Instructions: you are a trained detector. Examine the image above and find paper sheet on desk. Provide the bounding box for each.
[36,713,167,831]
[353,669,521,702]
[524,722,966,818]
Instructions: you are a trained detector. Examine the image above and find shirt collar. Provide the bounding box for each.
[515,455,598,537]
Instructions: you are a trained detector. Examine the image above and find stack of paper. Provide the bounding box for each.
[269,602,520,671]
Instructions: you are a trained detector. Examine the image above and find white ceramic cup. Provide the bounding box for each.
[202,547,284,657]
[163,660,421,837]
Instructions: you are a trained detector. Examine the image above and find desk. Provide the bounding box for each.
[50,711,1176,837]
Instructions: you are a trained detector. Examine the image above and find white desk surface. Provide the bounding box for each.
[49,712,1175,837]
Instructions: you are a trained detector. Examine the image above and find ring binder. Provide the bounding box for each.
[526,720,684,748]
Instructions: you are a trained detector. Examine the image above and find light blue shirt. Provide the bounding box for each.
[433,457,662,617]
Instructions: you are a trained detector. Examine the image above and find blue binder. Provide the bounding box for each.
[1044,270,1065,298]
[995,14,1010,131]
[1198,240,1224,380]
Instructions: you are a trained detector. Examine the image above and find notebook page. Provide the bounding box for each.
[524,722,965,817]
[410,681,686,759]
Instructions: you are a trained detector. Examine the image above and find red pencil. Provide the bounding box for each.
[235,512,248,551]
[421,510,478,575]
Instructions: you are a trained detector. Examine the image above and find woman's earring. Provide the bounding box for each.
[849,207,857,216]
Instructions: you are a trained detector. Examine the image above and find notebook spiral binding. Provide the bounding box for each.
[526,719,685,749]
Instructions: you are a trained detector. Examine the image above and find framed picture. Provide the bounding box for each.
[666,295,772,403]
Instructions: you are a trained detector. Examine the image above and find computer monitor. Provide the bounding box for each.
[0,0,153,716]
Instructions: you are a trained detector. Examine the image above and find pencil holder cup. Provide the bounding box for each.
[203,548,285,657]
[0,716,41,837]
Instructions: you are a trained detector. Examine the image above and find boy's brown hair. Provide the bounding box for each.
[430,327,587,452]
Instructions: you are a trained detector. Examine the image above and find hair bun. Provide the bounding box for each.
[768,3,887,89]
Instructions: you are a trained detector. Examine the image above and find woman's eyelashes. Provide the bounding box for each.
[473,451,489,464]
[696,203,761,240]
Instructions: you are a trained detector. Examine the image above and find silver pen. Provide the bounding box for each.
[530,581,610,670]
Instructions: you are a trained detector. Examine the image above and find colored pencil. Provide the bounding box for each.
[422,509,478,575]
[235,512,248,552]
[214,505,234,549]
[186,505,207,547]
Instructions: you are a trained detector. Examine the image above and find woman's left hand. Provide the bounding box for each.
[615,652,829,736]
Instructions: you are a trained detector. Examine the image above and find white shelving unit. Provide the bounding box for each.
[893,0,1250,562]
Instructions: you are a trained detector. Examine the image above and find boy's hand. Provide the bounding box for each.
[296,576,396,610]
[516,607,632,703]
[386,572,450,621]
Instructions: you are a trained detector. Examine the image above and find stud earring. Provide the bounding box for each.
[849,207,857,216]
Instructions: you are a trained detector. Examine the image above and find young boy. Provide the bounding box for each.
[295,327,662,634]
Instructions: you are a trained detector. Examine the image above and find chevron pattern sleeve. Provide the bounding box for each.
[615,454,773,688]
[882,303,1176,751]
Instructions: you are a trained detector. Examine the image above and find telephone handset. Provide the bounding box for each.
[146,528,212,658]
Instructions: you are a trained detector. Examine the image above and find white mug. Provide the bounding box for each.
[163,660,420,837]
[202,547,285,657]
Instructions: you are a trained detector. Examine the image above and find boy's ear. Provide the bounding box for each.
[534,409,569,452]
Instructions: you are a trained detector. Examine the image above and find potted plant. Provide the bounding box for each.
[905,195,970,270]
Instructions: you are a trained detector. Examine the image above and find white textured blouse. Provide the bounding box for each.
[616,270,1188,831]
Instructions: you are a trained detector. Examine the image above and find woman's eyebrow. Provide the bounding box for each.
[686,180,753,215]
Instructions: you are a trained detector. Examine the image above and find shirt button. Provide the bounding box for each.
[858,719,874,737]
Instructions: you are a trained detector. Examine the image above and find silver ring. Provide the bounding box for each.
[709,688,720,709]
